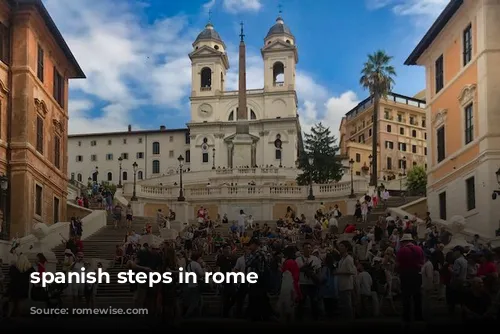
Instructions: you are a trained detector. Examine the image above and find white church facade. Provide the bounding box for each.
[68,16,304,186]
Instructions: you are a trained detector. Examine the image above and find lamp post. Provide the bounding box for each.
[368,154,373,178]
[177,155,185,201]
[307,156,315,200]
[117,156,123,188]
[212,148,216,170]
[400,156,407,197]
[349,158,356,198]
[131,162,138,201]
[0,175,8,240]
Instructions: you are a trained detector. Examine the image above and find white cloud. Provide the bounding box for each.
[366,0,448,27]
[223,0,262,13]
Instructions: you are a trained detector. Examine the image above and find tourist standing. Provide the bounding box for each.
[336,240,357,320]
[237,210,246,236]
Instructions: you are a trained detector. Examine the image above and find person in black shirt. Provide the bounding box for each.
[216,244,237,317]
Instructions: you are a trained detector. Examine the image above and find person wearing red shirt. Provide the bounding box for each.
[344,224,356,234]
[396,233,424,327]
[477,251,498,278]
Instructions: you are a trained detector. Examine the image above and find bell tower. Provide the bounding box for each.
[261,14,298,92]
[189,21,229,98]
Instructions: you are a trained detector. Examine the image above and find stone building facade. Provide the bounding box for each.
[0,0,84,237]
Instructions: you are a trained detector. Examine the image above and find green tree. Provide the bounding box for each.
[296,122,344,185]
[405,165,427,195]
[360,50,396,186]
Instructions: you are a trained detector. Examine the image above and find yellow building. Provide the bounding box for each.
[405,0,500,236]
[339,92,427,182]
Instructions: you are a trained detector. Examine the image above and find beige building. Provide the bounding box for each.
[339,92,427,181]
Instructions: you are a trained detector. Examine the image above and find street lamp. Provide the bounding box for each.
[0,175,8,240]
[117,156,123,188]
[496,167,500,185]
[131,162,138,201]
[307,156,315,200]
[368,154,373,178]
[177,155,185,201]
[212,148,216,170]
[402,156,407,176]
[349,158,356,198]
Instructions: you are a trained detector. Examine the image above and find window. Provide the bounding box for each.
[136,152,144,159]
[123,171,128,181]
[355,153,361,163]
[152,160,160,174]
[121,153,129,160]
[152,142,160,155]
[466,177,475,211]
[185,150,191,163]
[53,197,59,224]
[358,134,365,143]
[108,140,112,145]
[275,149,282,160]
[437,126,445,163]
[36,116,44,153]
[386,157,392,170]
[439,192,447,220]
[413,161,417,166]
[368,129,372,137]
[53,67,64,108]
[138,171,143,180]
[424,147,427,155]
[35,184,43,216]
[422,119,426,127]
[185,132,190,144]
[202,152,209,163]
[424,132,427,140]
[78,141,81,147]
[412,130,417,138]
[37,44,44,82]
[105,154,112,160]
[169,136,174,142]
[386,125,391,133]
[409,116,415,125]
[463,24,472,66]
[54,136,61,169]
[465,103,474,144]
[91,140,97,146]
[77,173,82,182]
[399,159,407,170]
[398,142,407,152]
[76,155,83,162]
[397,114,403,122]
[385,141,394,149]
[399,127,404,135]
[107,172,112,181]
[91,154,97,161]
[412,145,417,154]
[0,23,10,64]
[123,139,127,144]
[138,138,142,144]
[200,67,212,88]
[435,55,444,93]
[169,150,174,158]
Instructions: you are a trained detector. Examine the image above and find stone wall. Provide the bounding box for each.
[400,197,428,218]
[144,203,170,217]
[67,202,93,219]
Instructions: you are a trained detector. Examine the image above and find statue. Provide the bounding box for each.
[443,215,474,251]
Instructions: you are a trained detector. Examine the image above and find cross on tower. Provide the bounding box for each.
[208,9,212,22]
[278,4,282,15]
[240,22,245,41]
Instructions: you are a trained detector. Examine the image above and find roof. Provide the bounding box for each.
[68,127,189,139]
[405,0,464,65]
[10,0,85,78]
[265,16,293,39]
[194,23,224,46]
[345,92,426,118]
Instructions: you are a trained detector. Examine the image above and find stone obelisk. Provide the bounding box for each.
[232,23,253,168]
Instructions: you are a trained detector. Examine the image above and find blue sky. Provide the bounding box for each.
[43,0,449,135]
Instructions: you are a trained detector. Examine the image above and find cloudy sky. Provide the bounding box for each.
[43,0,449,136]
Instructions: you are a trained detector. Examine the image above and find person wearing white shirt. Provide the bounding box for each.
[328,216,339,235]
[336,240,357,320]
[246,214,255,229]
[421,252,434,320]
[185,252,205,318]
[237,210,246,236]
[295,242,322,320]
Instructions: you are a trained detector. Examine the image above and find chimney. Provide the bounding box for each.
[128,124,132,132]
[160,125,166,130]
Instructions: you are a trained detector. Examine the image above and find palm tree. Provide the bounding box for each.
[360,50,396,187]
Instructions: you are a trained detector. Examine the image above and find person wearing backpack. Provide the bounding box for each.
[296,242,322,320]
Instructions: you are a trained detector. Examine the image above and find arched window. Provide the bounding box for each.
[77,173,82,182]
[138,171,143,180]
[123,171,128,181]
[152,160,160,174]
[272,62,285,86]
[107,172,112,181]
[250,110,256,120]
[228,111,234,121]
[200,67,212,89]
[152,141,160,155]
[70,173,75,180]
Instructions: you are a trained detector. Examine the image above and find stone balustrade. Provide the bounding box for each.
[123,179,368,200]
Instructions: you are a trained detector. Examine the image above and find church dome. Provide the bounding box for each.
[265,16,293,39]
[194,22,223,44]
